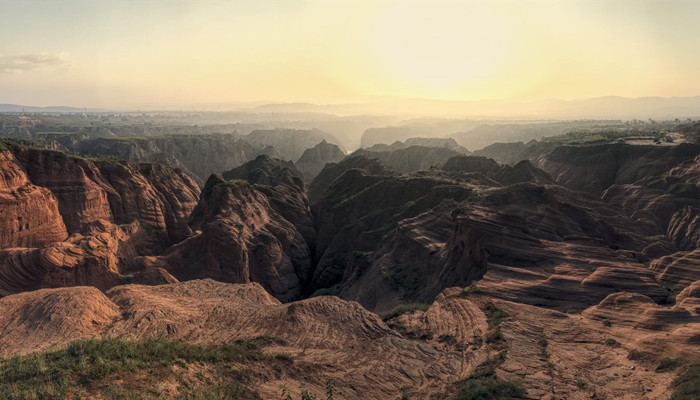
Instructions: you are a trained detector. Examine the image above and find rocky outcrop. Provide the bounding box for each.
[353,146,464,175]
[4,145,200,246]
[307,154,395,203]
[12,147,114,232]
[295,140,345,183]
[0,219,159,297]
[536,143,700,195]
[0,144,200,297]
[650,250,700,291]
[151,174,312,301]
[364,137,470,154]
[96,161,200,245]
[0,149,68,248]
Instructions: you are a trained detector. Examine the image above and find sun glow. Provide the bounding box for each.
[374,2,505,93]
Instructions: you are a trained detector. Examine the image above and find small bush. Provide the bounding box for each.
[656,357,680,372]
[380,303,431,321]
[482,303,508,328]
[479,351,507,368]
[538,336,549,359]
[604,338,617,347]
[461,283,481,296]
[485,328,504,344]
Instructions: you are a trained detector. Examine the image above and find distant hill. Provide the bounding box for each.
[0,104,104,113]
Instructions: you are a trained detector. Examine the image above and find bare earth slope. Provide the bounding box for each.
[1,280,697,399]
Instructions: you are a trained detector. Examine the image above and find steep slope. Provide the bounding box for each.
[307,154,395,204]
[8,145,200,246]
[536,143,700,195]
[0,148,68,248]
[145,172,312,302]
[0,144,199,296]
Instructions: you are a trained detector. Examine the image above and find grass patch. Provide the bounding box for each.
[0,337,269,399]
[380,303,431,321]
[656,357,681,372]
[482,303,508,329]
[671,363,700,400]
[538,335,549,360]
[460,283,481,296]
[479,351,507,368]
[452,367,524,400]
[485,328,504,344]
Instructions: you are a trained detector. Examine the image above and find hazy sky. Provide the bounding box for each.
[1,0,700,108]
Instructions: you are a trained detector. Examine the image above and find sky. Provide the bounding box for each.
[1,0,700,108]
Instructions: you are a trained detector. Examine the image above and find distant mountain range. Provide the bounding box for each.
[3,95,700,118]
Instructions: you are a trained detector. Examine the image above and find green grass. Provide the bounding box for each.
[0,337,268,400]
[482,303,508,329]
[671,364,700,400]
[452,367,524,400]
[380,303,431,321]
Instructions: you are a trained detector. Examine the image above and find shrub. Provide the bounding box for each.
[656,357,680,372]
[461,283,481,296]
[604,338,617,347]
[485,328,504,344]
[453,368,524,400]
[482,303,508,328]
[380,303,431,321]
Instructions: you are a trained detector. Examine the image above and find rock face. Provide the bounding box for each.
[309,157,485,310]
[0,144,199,296]
[0,149,68,248]
[307,154,395,203]
[0,219,168,297]
[295,140,345,183]
[6,145,200,245]
[536,143,700,195]
[151,172,312,302]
